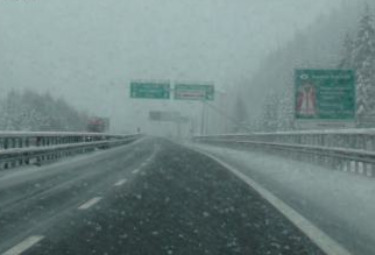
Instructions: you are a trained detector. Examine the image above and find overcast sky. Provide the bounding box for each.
[0,0,342,133]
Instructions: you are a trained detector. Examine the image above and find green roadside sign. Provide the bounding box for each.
[130,82,170,99]
[174,84,214,101]
[295,69,355,122]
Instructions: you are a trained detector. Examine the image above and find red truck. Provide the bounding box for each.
[87,117,110,133]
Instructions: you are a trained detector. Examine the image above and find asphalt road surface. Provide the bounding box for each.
[0,138,324,255]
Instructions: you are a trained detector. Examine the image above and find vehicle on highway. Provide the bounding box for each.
[87,117,110,133]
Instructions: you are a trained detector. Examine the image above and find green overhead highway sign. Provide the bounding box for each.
[130,82,170,99]
[174,84,214,101]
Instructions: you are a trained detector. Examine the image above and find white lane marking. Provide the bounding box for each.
[114,179,127,186]
[3,235,44,255]
[202,152,352,255]
[132,168,140,174]
[78,197,102,210]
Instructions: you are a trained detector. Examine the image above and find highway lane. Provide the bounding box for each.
[1,138,324,255]
[0,137,158,253]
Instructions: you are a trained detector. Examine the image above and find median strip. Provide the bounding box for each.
[78,197,102,210]
[3,235,44,255]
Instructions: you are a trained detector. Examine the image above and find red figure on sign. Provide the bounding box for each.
[297,82,317,116]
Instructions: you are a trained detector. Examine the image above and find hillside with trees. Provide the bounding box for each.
[236,1,375,132]
[339,7,375,127]
[0,90,89,131]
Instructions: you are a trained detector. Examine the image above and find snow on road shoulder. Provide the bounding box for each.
[192,143,375,253]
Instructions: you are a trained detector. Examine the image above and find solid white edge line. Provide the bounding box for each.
[197,150,352,255]
[114,179,127,186]
[78,197,102,210]
[3,235,44,255]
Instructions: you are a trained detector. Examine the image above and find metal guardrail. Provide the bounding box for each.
[193,130,375,178]
[194,129,375,150]
[0,132,142,170]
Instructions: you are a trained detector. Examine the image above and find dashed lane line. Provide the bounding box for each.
[114,179,127,186]
[199,151,352,255]
[78,197,102,210]
[2,235,44,255]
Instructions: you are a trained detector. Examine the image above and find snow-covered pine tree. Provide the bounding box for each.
[0,90,88,132]
[261,93,279,132]
[232,94,249,133]
[338,33,355,69]
[277,89,294,131]
[351,6,375,126]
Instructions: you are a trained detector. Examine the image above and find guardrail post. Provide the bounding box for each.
[356,135,362,150]
[4,138,9,149]
[367,164,373,177]
[36,137,41,147]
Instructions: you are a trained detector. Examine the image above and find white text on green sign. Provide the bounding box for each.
[295,69,355,121]
[174,84,214,101]
[130,82,170,99]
